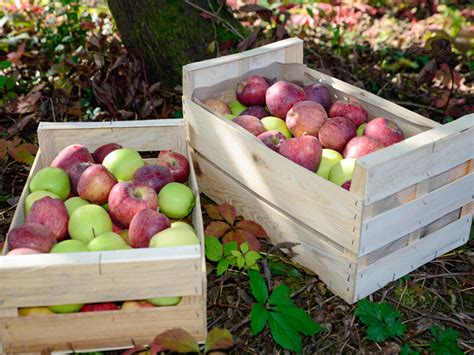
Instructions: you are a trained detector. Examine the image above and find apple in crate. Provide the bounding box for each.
[80,302,120,312]
[19,307,55,316]
[7,222,55,253]
[88,232,131,251]
[171,221,195,231]
[229,99,246,116]
[260,116,292,138]
[341,180,352,191]
[108,181,158,228]
[233,115,265,136]
[129,209,171,248]
[26,196,69,241]
[286,101,328,137]
[240,105,268,119]
[121,300,155,310]
[318,116,356,152]
[329,100,368,127]
[6,248,43,256]
[64,196,89,216]
[29,167,71,200]
[51,144,94,174]
[202,98,231,115]
[356,123,367,136]
[77,164,118,204]
[329,159,356,186]
[266,81,306,119]
[92,143,123,164]
[24,190,60,216]
[279,136,322,171]
[147,296,181,307]
[364,117,404,146]
[316,149,343,179]
[156,151,190,183]
[68,204,113,244]
[48,303,84,314]
[149,225,199,247]
[236,75,269,106]
[343,136,384,159]
[68,162,93,195]
[257,130,286,152]
[134,165,173,194]
[102,148,145,181]
[158,182,195,219]
[303,83,332,113]
[50,239,90,253]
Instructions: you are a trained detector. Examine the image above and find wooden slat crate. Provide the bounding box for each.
[182,38,473,304]
[0,120,207,353]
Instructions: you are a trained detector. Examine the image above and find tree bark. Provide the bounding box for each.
[107,0,242,89]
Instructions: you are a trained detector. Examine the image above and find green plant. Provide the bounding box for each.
[248,270,323,354]
[429,325,462,355]
[0,60,17,106]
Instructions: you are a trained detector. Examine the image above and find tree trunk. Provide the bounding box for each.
[107,0,242,89]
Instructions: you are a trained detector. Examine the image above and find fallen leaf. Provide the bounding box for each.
[153,328,200,353]
[204,328,233,353]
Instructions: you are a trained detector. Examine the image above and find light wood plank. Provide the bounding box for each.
[0,308,18,317]
[185,98,363,253]
[355,215,471,300]
[360,173,473,255]
[191,150,356,303]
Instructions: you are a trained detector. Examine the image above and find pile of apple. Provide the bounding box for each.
[5,143,200,314]
[202,75,405,190]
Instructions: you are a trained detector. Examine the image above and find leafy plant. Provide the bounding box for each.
[0,60,18,106]
[355,299,406,342]
[123,327,233,354]
[399,343,420,355]
[0,137,38,165]
[248,270,323,354]
[205,237,261,276]
[204,203,267,251]
[429,325,462,355]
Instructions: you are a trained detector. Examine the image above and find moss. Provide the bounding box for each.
[392,284,433,309]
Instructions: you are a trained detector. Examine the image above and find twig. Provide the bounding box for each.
[443,64,455,116]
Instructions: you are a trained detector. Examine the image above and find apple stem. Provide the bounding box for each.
[92,228,96,238]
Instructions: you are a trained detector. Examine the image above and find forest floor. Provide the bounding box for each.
[0,1,473,354]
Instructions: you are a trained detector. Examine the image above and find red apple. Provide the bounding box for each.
[134,165,174,194]
[128,209,171,248]
[7,223,55,253]
[79,302,119,312]
[286,101,328,137]
[266,81,306,119]
[318,117,356,152]
[303,83,333,113]
[6,247,43,256]
[77,164,118,205]
[257,130,287,152]
[329,100,368,127]
[51,144,94,174]
[68,162,93,195]
[343,136,384,159]
[121,300,155,310]
[240,105,268,119]
[236,75,269,106]
[341,180,352,190]
[364,117,404,147]
[108,181,158,228]
[279,136,323,171]
[92,143,123,164]
[233,115,265,136]
[26,197,69,241]
[202,98,231,115]
[156,151,190,183]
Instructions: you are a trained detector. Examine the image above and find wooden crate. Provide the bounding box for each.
[0,120,207,353]
[182,38,473,304]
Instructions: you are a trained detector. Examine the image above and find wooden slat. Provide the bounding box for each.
[191,150,356,303]
[356,114,474,204]
[182,38,303,97]
[185,98,363,253]
[355,215,471,300]
[360,173,473,255]
[0,297,205,353]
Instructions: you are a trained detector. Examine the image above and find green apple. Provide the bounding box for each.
[149,226,199,248]
[29,167,71,200]
[64,196,90,216]
[146,296,182,307]
[48,303,84,314]
[329,159,356,186]
[68,204,113,244]
[19,307,55,316]
[223,113,236,120]
[119,229,130,245]
[158,182,195,219]
[24,190,60,216]
[87,232,131,251]
[357,123,367,136]
[260,116,292,138]
[102,203,109,211]
[229,99,247,115]
[102,148,144,181]
[171,221,195,232]
[50,239,90,253]
[316,149,343,179]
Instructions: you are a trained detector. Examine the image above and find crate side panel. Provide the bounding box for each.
[185,98,363,254]
[355,215,471,300]
[191,150,356,303]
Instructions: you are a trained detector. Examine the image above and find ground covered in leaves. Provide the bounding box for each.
[0,1,473,353]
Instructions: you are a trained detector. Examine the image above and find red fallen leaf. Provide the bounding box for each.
[218,203,237,225]
[236,220,268,239]
[149,340,164,355]
[205,221,231,238]
[204,327,234,353]
[5,91,41,114]
[8,143,38,165]
[80,21,96,30]
[203,204,224,220]
[235,229,261,251]
[153,328,200,353]
[222,230,236,245]
[0,139,7,159]
[122,344,148,355]
[7,42,26,65]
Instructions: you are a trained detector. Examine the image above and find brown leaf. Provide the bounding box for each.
[417,58,438,84]
[8,143,37,165]
[7,42,26,65]
[153,328,200,353]
[5,91,41,114]
[239,4,273,22]
[122,344,148,355]
[218,203,237,225]
[222,230,236,245]
[238,28,262,52]
[204,328,233,353]
[203,204,223,220]
[0,139,8,159]
[235,229,261,251]
[236,220,268,239]
[205,221,231,238]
